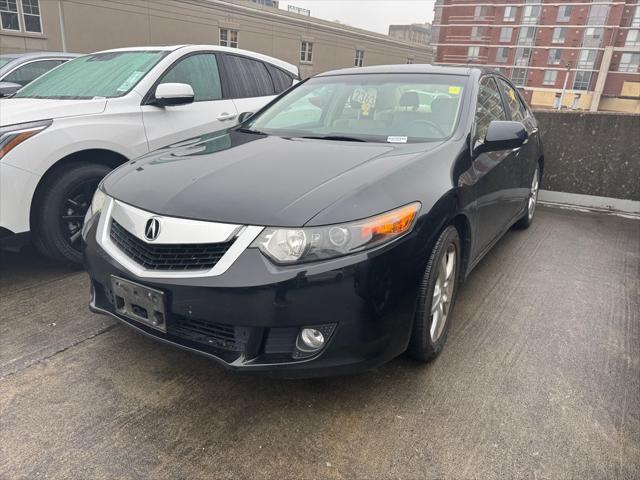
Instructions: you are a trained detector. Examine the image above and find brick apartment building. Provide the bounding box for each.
[432,1,640,113]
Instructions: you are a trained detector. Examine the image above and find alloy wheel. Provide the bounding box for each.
[430,243,456,342]
[528,168,540,220]
[59,179,99,251]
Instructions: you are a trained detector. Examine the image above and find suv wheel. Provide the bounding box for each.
[32,163,111,266]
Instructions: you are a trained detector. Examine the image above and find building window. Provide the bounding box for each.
[219,28,238,48]
[577,49,597,69]
[0,0,19,30]
[511,68,528,87]
[514,47,532,67]
[587,3,609,25]
[470,26,486,41]
[518,27,536,46]
[632,7,640,28]
[407,57,414,64]
[474,6,488,20]
[573,71,592,91]
[583,27,603,47]
[543,70,557,86]
[468,46,480,60]
[503,6,516,22]
[552,27,565,44]
[619,53,640,72]
[300,41,313,63]
[548,48,562,65]
[625,29,640,47]
[557,5,572,22]
[354,49,364,67]
[522,5,540,25]
[500,27,513,43]
[21,0,40,32]
[496,47,509,63]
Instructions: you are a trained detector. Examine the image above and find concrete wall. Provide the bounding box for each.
[0,0,432,77]
[535,110,640,201]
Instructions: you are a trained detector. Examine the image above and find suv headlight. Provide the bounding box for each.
[0,119,53,160]
[252,202,421,265]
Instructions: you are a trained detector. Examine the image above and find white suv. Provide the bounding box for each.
[0,45,298,264]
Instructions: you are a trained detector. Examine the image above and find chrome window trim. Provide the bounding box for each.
[96,197,264,278]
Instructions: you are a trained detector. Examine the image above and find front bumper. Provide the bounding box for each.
[0,162,40,240]
[83,218,421,378]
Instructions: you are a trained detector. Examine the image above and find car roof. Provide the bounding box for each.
[93,45,298,76]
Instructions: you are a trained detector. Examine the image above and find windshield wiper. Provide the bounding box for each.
[235,127,266,135]
[299,135,366,142]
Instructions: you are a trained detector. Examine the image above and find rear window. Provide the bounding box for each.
[14,51,166,99]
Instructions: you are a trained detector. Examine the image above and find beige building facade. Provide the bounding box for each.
[0,0,433,77]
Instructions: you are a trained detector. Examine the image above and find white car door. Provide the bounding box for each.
[141,53,238,151]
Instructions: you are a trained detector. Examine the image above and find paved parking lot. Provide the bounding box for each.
[1,206,638,480]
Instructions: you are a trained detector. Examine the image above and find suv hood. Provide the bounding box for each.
[0,98,107,126]
[103,130,444,227]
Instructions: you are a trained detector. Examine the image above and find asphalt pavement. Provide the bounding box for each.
[1,206,638,480]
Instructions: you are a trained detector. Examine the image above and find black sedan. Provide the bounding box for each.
[83,65,543,377]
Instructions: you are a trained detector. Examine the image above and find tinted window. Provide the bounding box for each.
[496,78,527,122]
[160,54,222,102]
[266,64,294,93]
[475,77,506,140]
[3,59,65,86]
[222,55,274,98]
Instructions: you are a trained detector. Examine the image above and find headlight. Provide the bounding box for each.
[0,119,53,160]
[252,202,421,265]
[86,186,107,220]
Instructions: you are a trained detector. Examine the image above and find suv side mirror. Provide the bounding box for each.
[154,83,195,107]
[479,121,528,153]
[238,111,254,123]
[0,81,22,98]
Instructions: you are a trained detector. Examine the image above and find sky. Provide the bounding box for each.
[277,1,436,35]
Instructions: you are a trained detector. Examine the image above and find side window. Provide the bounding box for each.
[475,77,507,141]
[159,54,222,102]
[496,78,527,122]
[222,55,275,98]
[266,64,294,93]
[3,59,65,86]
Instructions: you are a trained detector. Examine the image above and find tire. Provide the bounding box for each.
[514,165,540,230]
[407,225,461,362]
[32,162,112,266]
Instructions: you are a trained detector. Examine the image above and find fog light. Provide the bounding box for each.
[299,328,325,351]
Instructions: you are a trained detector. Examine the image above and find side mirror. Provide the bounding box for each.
[478,121,528,153]
[0,81,22,98]
[238,111,254,123]
[154,83,195,107]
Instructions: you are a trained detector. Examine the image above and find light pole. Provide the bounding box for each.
[558,62,571,110]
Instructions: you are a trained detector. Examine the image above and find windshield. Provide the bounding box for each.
[14,51,167,99]
[245,73,467,143]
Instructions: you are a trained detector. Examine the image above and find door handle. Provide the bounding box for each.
[217,112,237,121]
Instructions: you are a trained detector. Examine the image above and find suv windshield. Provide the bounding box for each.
[14,51,167,99]
[245,73,467,143]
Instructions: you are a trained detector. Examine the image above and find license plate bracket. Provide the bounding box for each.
[110,275,167,333]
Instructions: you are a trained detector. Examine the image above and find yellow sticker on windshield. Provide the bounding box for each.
[448,86,461,95]
[508,89,516,101]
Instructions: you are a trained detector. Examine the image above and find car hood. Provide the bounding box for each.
[103,130,445,227]
[0,98,107,126]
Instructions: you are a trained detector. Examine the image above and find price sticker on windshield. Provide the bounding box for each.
[352,87,377,116]
[117,71,145,92]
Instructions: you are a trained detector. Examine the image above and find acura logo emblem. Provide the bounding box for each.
[144,217,161,241]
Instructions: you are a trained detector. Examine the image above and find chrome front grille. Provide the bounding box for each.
[109,220,233,271]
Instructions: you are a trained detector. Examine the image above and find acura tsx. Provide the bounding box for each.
[83,65,543,377]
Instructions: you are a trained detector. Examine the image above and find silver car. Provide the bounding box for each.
[0,51,80,97]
